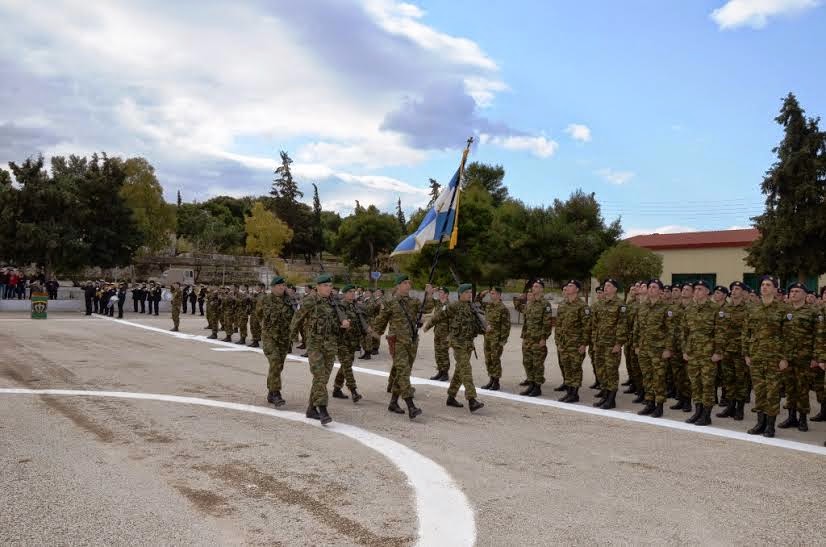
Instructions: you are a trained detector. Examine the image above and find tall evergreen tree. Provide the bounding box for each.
[746,93,826,282]
[271,150,303,202]
[312,183,323,257]
[463,162,508,206]
[395,197,406,229]
[427,178,441,205]
[176,189,182,207]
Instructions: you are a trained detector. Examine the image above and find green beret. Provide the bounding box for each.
[315,273,333,285]
[270,276,285,286]
[341,283,355,293]
[491,286,503,293]
[458,283,472,294]
[439,286,451,293]
[395,274,409,285]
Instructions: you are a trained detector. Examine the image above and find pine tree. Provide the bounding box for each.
[176,189,182,207]
[428,178,440,206]
[746,93,826,283]
[312,183,323,256]
[395,197,406,229]
[354,200,365,215]
[271,150,303,202]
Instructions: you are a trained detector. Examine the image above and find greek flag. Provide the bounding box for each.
[391,167,461,256]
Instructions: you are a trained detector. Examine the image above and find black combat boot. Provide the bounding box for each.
[358,351,371,360]
[207,333,218,339]
[520,382,535,396]
[651,402,664,418]
[528,384,542,397]
[332,387,349,400]
[686,403,703,424]
[589,380,601,390]
[371,348,378,355]
[387,394,405,414]
[798,413,808,432]
[350,388,362,403]
[593,391,607,407]
[638,401,655,415]
[489,378,501,391]
[733,400,745,421]
[599,390,617,409]
[518,378,531,386]
[632,391,646,404]
[248,340,259,348]
[778,409,799,429]
[268,391,285,407]
[669,399,684,410]
[170,327,179,332]
[681,399,693,412]
[763,415,776,437]
[404,397,422,419]
[716,400,736,418]
[468,398,484,413]
[480,378,494,390]
[306,404,320,420]
[747,412,766,435]
[623,383,637,394]
[559,386,573,402]
[222,335,232,342]
[237,338,247,345]
[810,404,826,422]
[695,406,712,426]
[446,395,464,408]
[553,383,567,392]
[317,406,332,425]
[566,387,579,403]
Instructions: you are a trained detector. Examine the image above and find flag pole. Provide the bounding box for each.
[414,137,473,334]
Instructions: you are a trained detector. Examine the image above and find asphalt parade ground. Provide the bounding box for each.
[1,312,825,545]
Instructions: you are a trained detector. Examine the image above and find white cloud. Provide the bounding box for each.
[711,0,819,29]
[479,133,559,158]
[565,123,592,143]
[596,168,635,185]
[295,137,426,169]
[624,225,697,238]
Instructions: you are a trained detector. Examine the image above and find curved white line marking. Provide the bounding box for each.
[95,314,826,457]
[0,388,475,547]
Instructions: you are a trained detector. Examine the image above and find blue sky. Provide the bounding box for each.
[1,0,824,236]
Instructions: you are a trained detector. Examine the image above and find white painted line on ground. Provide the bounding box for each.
[92,314,826,457]
[0,387,475,547]
[211,347,253,352]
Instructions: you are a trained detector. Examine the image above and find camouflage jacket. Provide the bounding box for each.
[555,298,590,350]
[207,290,222,313]
[682,299,718,356]
[289,293,339,346]
[171,287,182,307]
[337,299,363,350]
[372,294,434,345]
[815,307,826,362]
[430,300,486,349]
[591,296,628,347]
[515,298,554,342]
[713,300,748,355]
[477,299,510,346]
[433,298,451,339]
[258,293,294,344]
[633,299,673,351]
[782,303,816,361]
[742,299,787,361]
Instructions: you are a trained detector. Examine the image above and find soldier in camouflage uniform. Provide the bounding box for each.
[588,285,605,390]
[170,282,182,332]
[222,287,237,342]
[332,284,364,403]
[681,280,718,426]
[358,289,375,359]
[371,274,434,419]
[777,282,816,432]
[430,287,452,381]
[259,276,294,407]
[590,278,627,409]
[743,275,788,438]
[554,280,590,403]
[235,285,252,345]
[427,283,487,412]
[206,287,222,339]
[289,274,347,425]
[633,279,673,417]
[513,280,554,397]
[622,283,645,398]
[248,284,263,348]
[476,287,511,392]
[713,281,750,420]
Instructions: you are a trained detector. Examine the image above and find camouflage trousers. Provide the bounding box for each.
[558,346,584,388]
[361,333,374,354]
[307,341,337,407]
[388,338,418,399]
[172,306,180,329]
[236,313,248,340]
[590,345,603,383]
[687,357,716,407]
[782,357,814,414]
[593,344,622,391]
[750,356,782,417]
[638,346,668,404]
[483,336,504,379]
[334,344,357,390]
[249,316,261,342]
[434,333,450,374]
[206,307,216,332]
[263,338,289,392]
[811,366,825,404]
[668,356,691,399]
[447,345,477,400]
[521,339,547,385]
[625,344,643,390]
[223,311,235,336]
[720,352,750,403]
